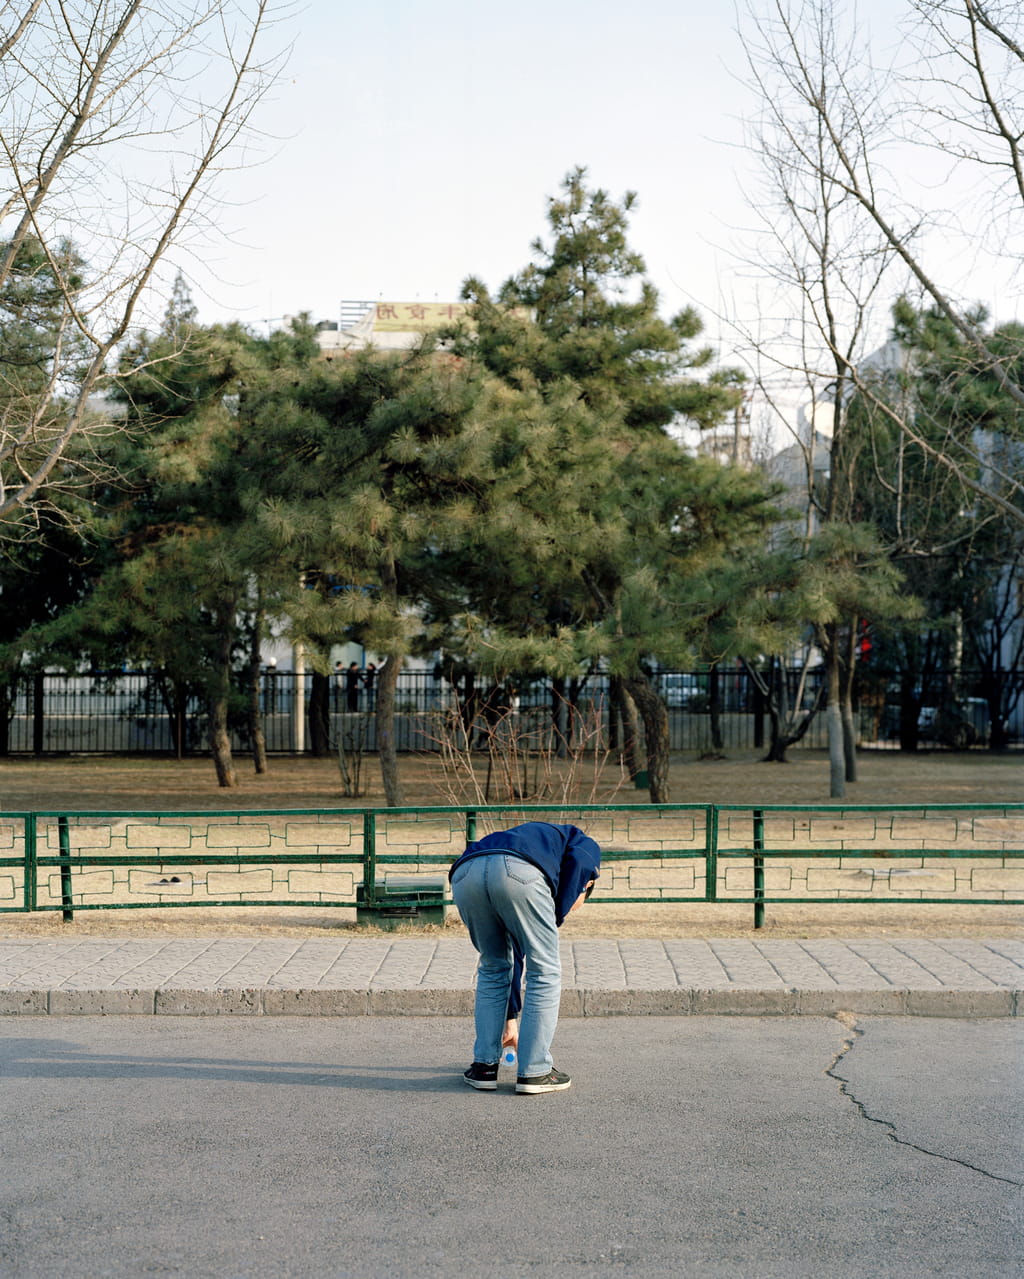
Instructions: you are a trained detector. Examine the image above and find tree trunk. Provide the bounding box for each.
[824,628,845,798]
[841,619,858,783]
[764,710,788,761]
[611,675,641,780]
[762,658,790,761]
[768,658,789,761]
[309,670,330,756]
[980,667,1008,751]
[826,703,845,797]
[247,616,267,774]
[373,547,406,806]
[208,598,238,788]
[841,702,858,782]
[623,674,670,802]
[741,656,823,763]
[376,652,404,806]
[154,672,185,759]
[708,663,724,752]
[209,697,236,787]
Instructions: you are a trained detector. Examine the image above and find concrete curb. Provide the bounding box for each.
[0,986,1018,1017]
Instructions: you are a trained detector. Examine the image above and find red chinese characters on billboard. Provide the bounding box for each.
[372,302,469,331]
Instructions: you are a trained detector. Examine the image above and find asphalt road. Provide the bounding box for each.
[1,1015,1021,1278]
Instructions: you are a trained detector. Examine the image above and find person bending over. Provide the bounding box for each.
[448,821,600,1095]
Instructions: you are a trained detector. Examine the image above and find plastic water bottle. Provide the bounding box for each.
[502,1046,516,1066]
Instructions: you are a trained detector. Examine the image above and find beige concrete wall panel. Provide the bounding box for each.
[205,868,274,895]
[125,823,191,848]
[283,822,355,848]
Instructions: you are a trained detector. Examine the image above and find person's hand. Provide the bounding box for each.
[568,879,596,914]
[502,1019,518,1050]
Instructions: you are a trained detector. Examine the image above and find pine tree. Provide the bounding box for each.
[461,166,738,433]
[160,271,199,341]
[243,342,498,805]
[448,168,776,800]
[31,313,318,784]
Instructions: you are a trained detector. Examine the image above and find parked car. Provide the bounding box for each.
[918,698,988,748]
[657,674,702,708]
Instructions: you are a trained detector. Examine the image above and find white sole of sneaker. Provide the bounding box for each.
[515,1081,571,1094]
[463,1077,498,1090]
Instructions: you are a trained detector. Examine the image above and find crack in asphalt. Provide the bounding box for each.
[826,1012,1022,1188]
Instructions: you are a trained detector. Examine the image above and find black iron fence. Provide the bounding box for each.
[0,666,1019,756]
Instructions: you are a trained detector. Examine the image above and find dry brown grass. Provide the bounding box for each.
[1,745,1021,811]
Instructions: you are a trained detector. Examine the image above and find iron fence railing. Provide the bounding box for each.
[1,667,1020,755]
[2,802,1020,929]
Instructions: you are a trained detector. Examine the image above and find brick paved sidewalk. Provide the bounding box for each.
[1,937,1021,1017]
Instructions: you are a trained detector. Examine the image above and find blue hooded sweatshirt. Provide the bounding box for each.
[448,821,601,1019]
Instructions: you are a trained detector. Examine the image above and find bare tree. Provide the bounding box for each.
[0,0,287,538]
[733,0,1024,795]
[735,1,902,795]
[737,0,1024,523]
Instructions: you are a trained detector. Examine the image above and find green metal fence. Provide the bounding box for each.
[1,802,1021,929]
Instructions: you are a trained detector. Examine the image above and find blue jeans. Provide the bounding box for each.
[450,854,561,1077]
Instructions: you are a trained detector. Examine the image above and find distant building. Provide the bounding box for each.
[315,300,471,355]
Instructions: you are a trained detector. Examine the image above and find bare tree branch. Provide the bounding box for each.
[0,1,45,61]
[0,0,289,539]
[737,0,1024,524]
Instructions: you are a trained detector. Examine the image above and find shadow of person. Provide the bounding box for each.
[0,1038,467,1091]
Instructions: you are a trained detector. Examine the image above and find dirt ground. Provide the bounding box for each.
[1,749,1020,941]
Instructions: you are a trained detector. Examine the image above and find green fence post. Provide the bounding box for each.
[705,805,719,903]
[25,814,37,912]
[753,808,765,930]
[58,815,74,921]
[466,810,477,844]
[363,809,377,908]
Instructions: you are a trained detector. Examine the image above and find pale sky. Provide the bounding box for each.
[184,0,778,337]
[179,0,1018,370]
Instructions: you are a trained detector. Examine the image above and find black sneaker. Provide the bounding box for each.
[516,1068,571,1094]
[463,1061,499,1090]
